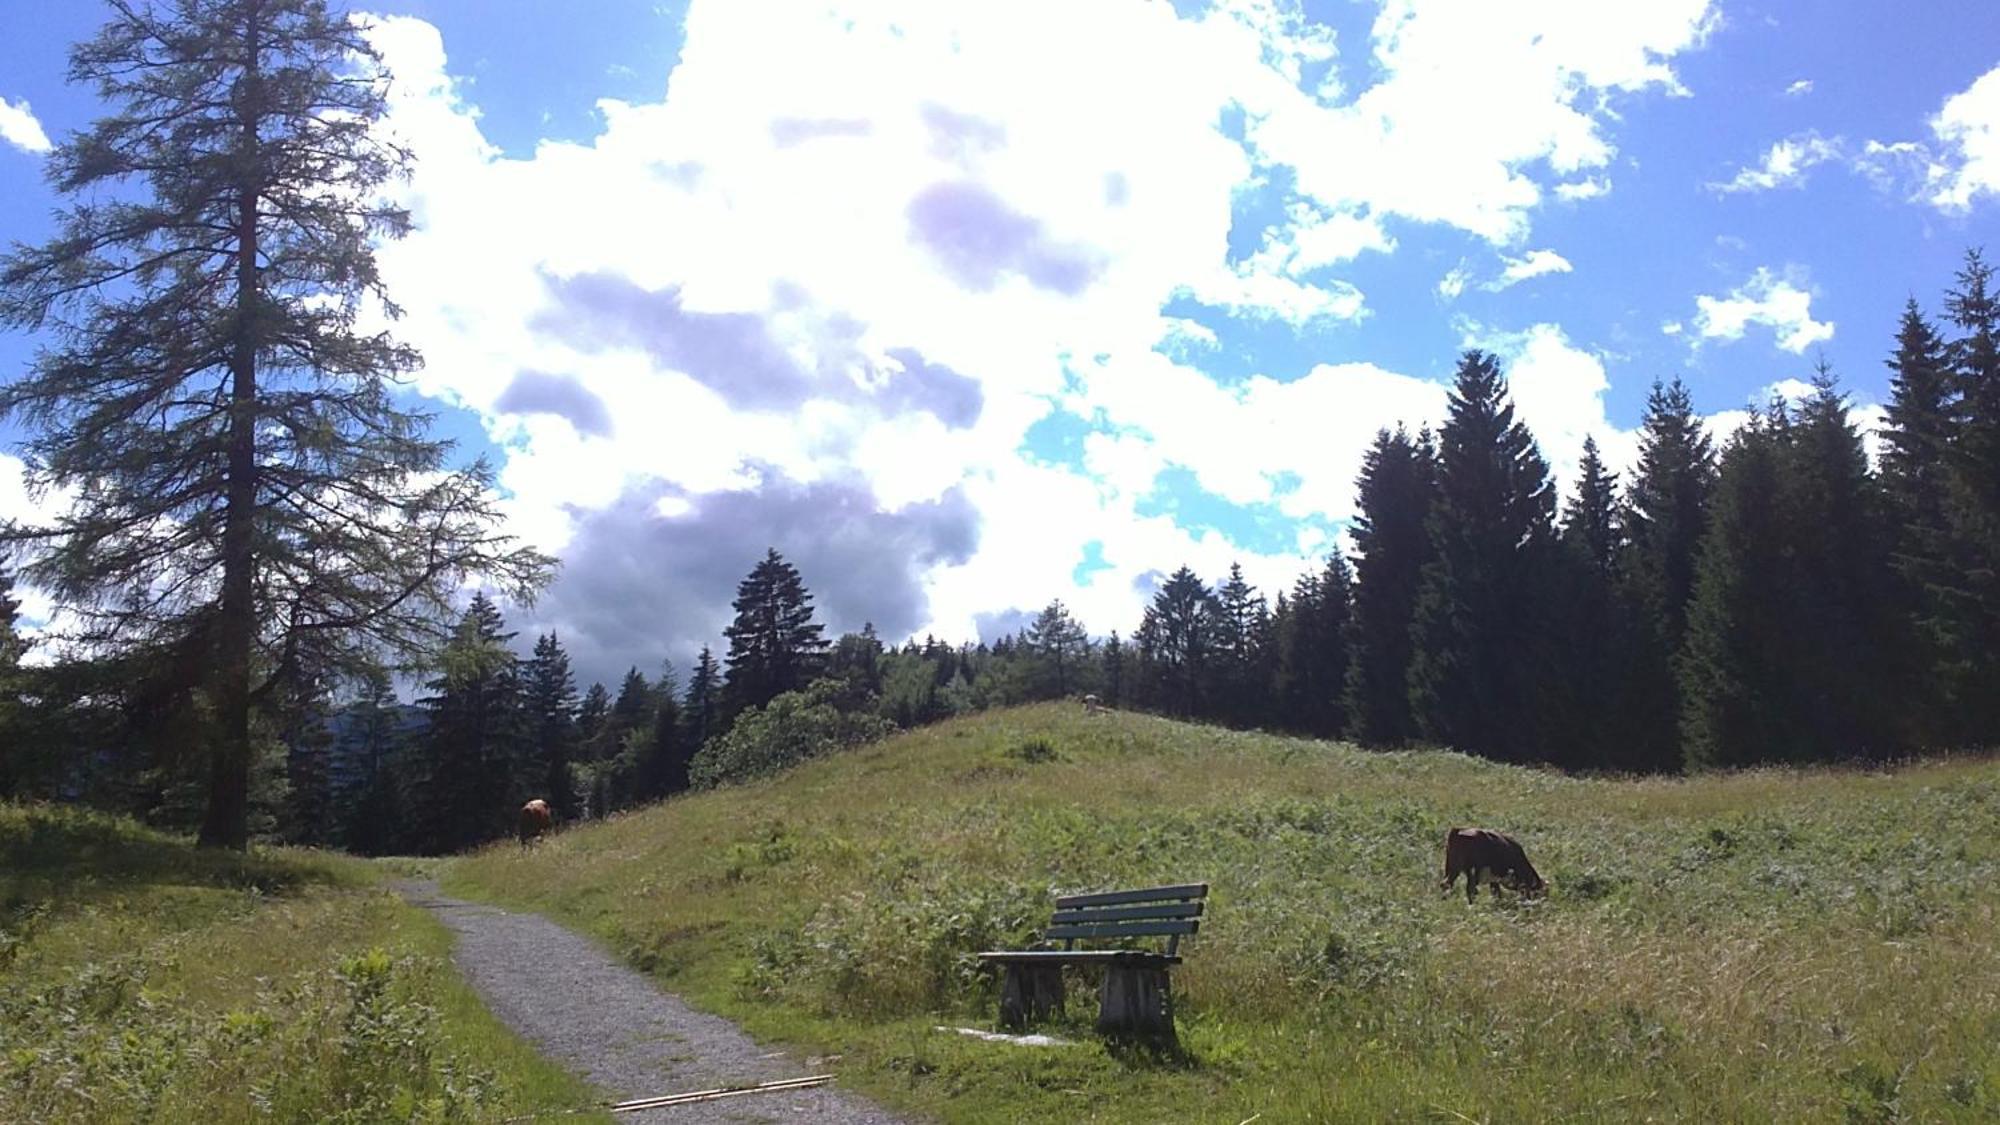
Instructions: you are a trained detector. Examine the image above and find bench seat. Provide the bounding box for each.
[978,882,1207,1041]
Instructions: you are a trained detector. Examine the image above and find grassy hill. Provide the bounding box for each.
[447,703,2000,1122]
[0,804,604,1123]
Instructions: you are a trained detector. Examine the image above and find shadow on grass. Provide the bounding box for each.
[1,803,348,920]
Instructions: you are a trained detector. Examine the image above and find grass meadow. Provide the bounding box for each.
[447,702,2000,1123]
[0,804,607,1124]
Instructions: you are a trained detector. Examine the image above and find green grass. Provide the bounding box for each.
[0,803,608,1124]
[445,703,2000,1122]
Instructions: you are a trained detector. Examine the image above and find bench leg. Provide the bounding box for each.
[1098,965,1175,1043]
[999,964,1065,1029]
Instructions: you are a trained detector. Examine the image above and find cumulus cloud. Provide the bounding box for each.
[1691,268,1834,353]
[1492,249,1573,289]
[1925,64,2000,211]
[0,95,52,154]
[344,1,1716,663]
[1710,131,1844,194]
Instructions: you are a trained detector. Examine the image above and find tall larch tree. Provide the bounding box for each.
[1407,351,1559,763]
[1617,378,1716,770]
[0,0,551,847]
[721,549,829,720]
[1342,427,1439,745]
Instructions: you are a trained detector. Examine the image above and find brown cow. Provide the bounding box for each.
[1439,827,1546,902]
[518,799,553,847]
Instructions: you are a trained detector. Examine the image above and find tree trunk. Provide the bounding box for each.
[199,4,263,850]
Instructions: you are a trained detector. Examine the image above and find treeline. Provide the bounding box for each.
[4,255,1996,850]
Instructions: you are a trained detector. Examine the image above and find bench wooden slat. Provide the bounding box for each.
[977,950,1182,966]
[1049,902,1204,924]
[1044,919,1199,940]
[1054,883,1209,909]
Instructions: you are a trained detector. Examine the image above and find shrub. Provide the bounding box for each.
[691,680,894,788]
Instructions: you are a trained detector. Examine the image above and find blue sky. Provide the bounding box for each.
[3,0,1998,687]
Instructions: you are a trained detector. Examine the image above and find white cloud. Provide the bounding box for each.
[1554,177,1611,201]
[1926,64,2000,211]
[1691,267,1834,353]
[1466,323,1633,490]
[1437,265,1471,300]
[1783,79,1813,97]
[1709,131,1843,194]
[0,95,52,155]
[1492,248,1573,289]
[350,2,1719,657]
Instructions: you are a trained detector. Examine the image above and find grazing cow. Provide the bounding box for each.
[1439,827,1546,902]
[1082,693,1106,714]
[518,799,553,847]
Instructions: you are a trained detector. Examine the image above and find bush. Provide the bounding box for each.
[691,680,894,788]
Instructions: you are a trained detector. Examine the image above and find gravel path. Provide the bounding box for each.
[395,880,906,1124]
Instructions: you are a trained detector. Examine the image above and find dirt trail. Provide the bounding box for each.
[395,880,906,1124]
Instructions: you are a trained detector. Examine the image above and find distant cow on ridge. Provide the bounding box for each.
[518,799,553,847]
[1439,827,1546,902]
[1082,693,1106,714]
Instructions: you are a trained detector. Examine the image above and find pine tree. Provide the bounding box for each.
[1939,251,2000,741]
[721,549,829,721]
[1680,408,1797,769]
[1548,437,1634,768]
[412,594,524,851]
[1618,378,1716,770]
[1025,600,1090,698]
[681,647,722,752]
[1342,427,1439,745]
[1134,566,1223,718]
[522,632,580,819]
[0,0,551,848]
[1407,351,1559,762]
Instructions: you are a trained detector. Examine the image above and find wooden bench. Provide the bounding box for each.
[977,882,1208,1041]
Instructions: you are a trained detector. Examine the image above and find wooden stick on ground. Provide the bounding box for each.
[609,1074,835,1113]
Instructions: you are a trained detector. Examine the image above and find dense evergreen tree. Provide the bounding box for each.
[522,632,580,819]
[1879,302,1958,741]
[1134,567,1223,718]
[1343,427,1439,745]
[1408,351,1559,763]
[626,666,688,804]
[1618,378,1717,771]
[1213,564,1271,726]
[329,667,406,855]
[280,678,335,845]
[681,646,723,752]
[1547,438,1636,768]
[721,550,829,721]
[1939,252,2000,741]
[1100,630,1127,708]
[0,0,550,848]
[1273,553,1352,737]
[411,594,524,852]
[824,625,887,711]
[1025,600,1090,698]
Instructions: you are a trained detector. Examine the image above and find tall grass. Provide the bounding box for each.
[0,803,607,1123]
[447,704,2000,1121]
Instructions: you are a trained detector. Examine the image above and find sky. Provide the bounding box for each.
[2,0,1999,691]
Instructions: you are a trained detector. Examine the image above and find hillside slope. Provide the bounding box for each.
[448,703,2000,1122]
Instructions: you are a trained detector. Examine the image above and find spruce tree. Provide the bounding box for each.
[1100,631,1126,708]
[1273,553,1353,737]
[1940,252,2000,741]
[721,549,829,720]
[329,665,404,854]
[1549,437,1635,769]
[1618,378,1716,770]
[1134,566,1223,718]
[1880,302,1957,741]
[1025,600,1090,698]
[281,677,334,845]
[1407,351,1559,762]
[0,0,551,847]
[522,632,580,819]
[1342,427,1439,745]
[627,665,688,803]
[1214,563,1270,726]
[412,593,524,851]
[681,647,722,752]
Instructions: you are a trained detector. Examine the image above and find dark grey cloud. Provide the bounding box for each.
[520,472,980,691]
[881,347,982,428]
[495,370,613,438]
[534,272,983,428]
[770,116,873,147]
[536,272,815,410]
[905,180,1104,295]
[973,607,1036,645]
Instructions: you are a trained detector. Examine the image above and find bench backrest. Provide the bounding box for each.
[1046,882,1208,957]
